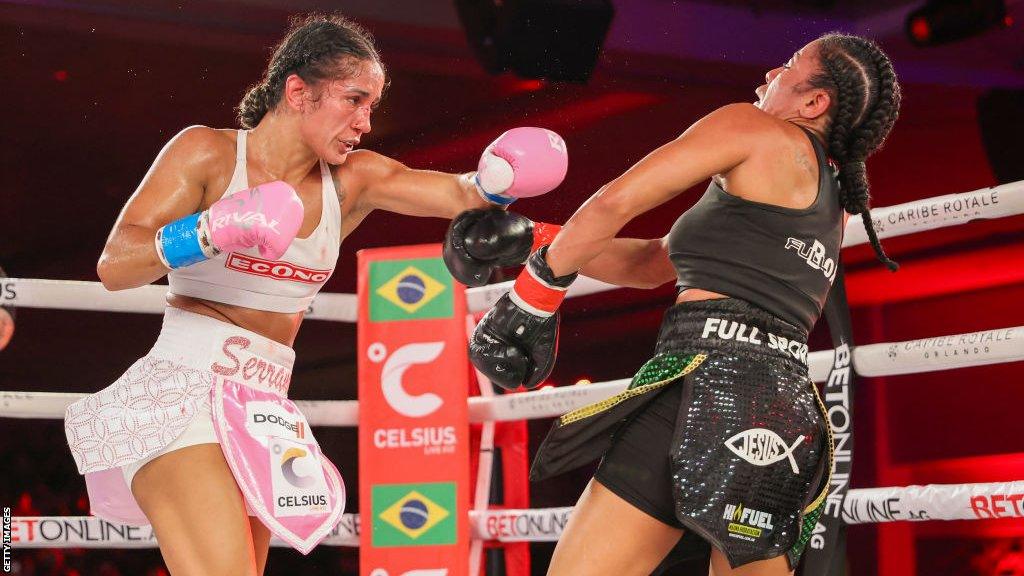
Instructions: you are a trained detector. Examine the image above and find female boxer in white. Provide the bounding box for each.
[63,13,567,575]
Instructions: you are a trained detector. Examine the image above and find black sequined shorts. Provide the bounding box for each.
[531,299,832,569]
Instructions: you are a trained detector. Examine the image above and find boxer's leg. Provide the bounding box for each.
[709,548,792,576]
[132,443,260,576]
[250,517,271,575]
[548,384,688,576]
[547,479,684,576]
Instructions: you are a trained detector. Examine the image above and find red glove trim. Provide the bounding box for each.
[510,264,568,317]
[530,222,562,253]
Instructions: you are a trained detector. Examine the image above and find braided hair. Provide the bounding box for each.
[237,13,385,129]
[806,33,902,271]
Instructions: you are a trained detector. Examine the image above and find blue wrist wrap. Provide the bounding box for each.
[158,213,207,269]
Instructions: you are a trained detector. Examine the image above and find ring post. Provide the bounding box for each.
[358,244,470,576]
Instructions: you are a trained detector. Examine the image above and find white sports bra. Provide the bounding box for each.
[167,130,341,313]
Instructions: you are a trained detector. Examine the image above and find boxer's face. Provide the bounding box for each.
[299,58,386,165]
[755,40,831,123]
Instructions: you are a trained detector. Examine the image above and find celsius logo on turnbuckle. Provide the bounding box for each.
[367,342,446,418]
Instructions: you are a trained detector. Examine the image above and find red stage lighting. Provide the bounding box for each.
[905,0,1008,46]
[909,16,932,43]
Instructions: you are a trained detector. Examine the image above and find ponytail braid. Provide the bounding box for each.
[807,33,902,271]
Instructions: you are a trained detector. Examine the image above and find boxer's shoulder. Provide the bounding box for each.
[169,125,235,153]
[332,149,404,195]
[156,126,237,176]
[693,103,779,139]
[335,148,400,175]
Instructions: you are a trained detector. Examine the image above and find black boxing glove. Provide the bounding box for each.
[469,246,577,389]
[443,208,561,287]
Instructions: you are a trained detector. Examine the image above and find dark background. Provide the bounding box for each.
[1,0,1023,574]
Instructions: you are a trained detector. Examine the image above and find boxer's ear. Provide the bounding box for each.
[283,73,313,113]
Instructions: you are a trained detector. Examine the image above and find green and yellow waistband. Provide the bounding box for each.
[557,352,707,427]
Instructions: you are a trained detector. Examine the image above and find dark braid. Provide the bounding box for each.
[806,33,902,271]
[237,13,386,129]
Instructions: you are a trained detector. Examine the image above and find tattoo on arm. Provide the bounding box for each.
[331,167,347,207]
[796,152,815,175]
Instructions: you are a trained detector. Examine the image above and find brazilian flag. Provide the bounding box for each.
[369,258,453,322]
[372,482,457,547]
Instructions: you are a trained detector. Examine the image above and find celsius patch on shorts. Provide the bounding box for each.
[269,436,330,518]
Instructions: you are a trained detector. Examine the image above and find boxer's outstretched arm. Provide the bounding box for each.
[545,104,760,278]
[349,127,568,218]
[347,150,489,218]
[580,236,675,289]
[97,126,217,291]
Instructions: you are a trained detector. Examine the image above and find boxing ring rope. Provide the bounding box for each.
[11,479,1024,548]
[3,179,1024,552]
[4,179,1022,320]
[3,322,1022,423]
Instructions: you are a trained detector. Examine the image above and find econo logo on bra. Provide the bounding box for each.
[226,252,331,283]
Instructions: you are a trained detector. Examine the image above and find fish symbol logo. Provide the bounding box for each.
[724,428,806,474]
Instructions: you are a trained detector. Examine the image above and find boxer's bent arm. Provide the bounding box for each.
[580,237,675,289]
[545,103,763,277]
[97,126,217,290]
[347,150,489,219]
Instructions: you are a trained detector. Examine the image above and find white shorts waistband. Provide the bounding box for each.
[151,307,295,396]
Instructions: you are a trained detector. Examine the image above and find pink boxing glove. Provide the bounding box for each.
[475,127,568,205]
[207,181,304,260]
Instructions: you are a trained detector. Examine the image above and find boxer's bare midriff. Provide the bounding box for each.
[167,293,303,347]
[675,287,730,305]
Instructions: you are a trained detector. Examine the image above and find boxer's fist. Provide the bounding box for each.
[206,181,304,260]
[470,293,560,390]
[469,247,577,389]
[475,127,568,205]
[444,209,558,287]
[444,209,562,287]
[156,181,304,269]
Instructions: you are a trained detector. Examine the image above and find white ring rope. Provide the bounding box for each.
[2,324,1020,423]
[10,480,1023,548]
[842,180,1023,246]
[4,181,1021,555]
[3,180,1020,321]
[0,276,614,322]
